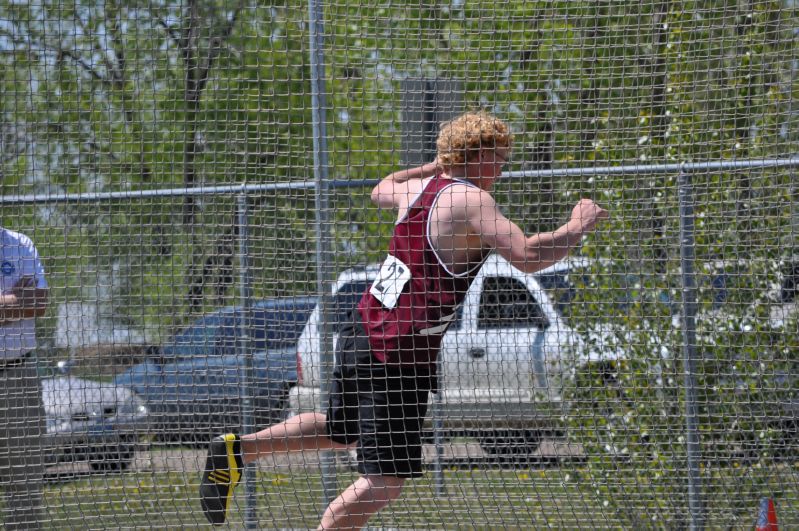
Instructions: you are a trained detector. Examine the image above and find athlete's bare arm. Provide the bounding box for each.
[370,161,441,211]
[464,188,608,274]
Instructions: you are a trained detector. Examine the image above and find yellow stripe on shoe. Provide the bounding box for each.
[208,471,230,484]
[222,433,242,517]
[200,433,243,526]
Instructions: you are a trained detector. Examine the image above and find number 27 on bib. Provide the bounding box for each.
[370,255,411,309]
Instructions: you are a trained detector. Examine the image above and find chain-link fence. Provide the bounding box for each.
[1,0,798,529]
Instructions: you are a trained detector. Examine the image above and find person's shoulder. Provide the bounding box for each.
[437,181,480,201]
[1,228,34,247]
[441,179,488,195]
[438,184,495,219]
[457,184,494,206]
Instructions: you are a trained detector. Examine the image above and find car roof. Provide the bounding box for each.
[162,296,318,358]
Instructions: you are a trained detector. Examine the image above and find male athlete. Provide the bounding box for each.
[200,110,608,529]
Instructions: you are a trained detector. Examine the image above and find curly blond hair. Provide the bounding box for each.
[436,111,513,168]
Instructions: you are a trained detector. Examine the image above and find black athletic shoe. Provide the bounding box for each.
[200,434,243,525]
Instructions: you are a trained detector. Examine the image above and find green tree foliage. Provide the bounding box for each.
[1,0,798,525]
[3,0,795,322]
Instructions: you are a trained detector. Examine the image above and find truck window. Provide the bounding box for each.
[477,276,549,330]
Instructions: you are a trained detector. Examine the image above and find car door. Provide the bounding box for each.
[440,270,550,406]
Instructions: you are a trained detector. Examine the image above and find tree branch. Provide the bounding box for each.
[155,17,182,48]
[196,4,244,95]
[0,26,109,83]
[73,10,121,85]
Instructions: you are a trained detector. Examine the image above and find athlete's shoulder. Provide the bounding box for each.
[458,184,495,207]
[434,180,478,206]
[438,179,489,196]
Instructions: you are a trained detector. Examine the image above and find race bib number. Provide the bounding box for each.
[370,254,412,309]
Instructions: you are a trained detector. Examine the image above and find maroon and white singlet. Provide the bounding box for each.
[357,174,490,366]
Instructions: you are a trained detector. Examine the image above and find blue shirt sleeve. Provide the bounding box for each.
[18,238,48,289]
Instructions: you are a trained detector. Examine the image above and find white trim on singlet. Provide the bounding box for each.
[426,178,487,278]
[418,309,459,336]
[395,177,435,226]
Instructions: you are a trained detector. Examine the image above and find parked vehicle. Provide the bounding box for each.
[290,254,626,456]
[115,297,316,442]
[42,373,148,471]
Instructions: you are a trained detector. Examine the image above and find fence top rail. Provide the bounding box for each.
[504,156,799,179]
[2,156,797,205]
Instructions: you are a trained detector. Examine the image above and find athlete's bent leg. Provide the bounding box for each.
[240,412,351,463]
[201,412,353,525]
[318,474,406,530]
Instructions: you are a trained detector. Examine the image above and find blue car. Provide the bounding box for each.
[115,296,316,442]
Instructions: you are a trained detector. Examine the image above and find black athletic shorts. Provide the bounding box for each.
[326,317,436,478]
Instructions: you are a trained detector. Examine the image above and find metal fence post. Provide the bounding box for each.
[432,357,446,497]
[308,0,338,509]
[677,171,705,530]
[237,193,258,529]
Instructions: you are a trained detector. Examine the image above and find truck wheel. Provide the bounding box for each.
[478,429,542,456]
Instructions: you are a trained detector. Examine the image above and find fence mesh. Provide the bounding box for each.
[1,0,798,528]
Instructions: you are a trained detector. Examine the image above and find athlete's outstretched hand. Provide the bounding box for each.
[569,199,609,233]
